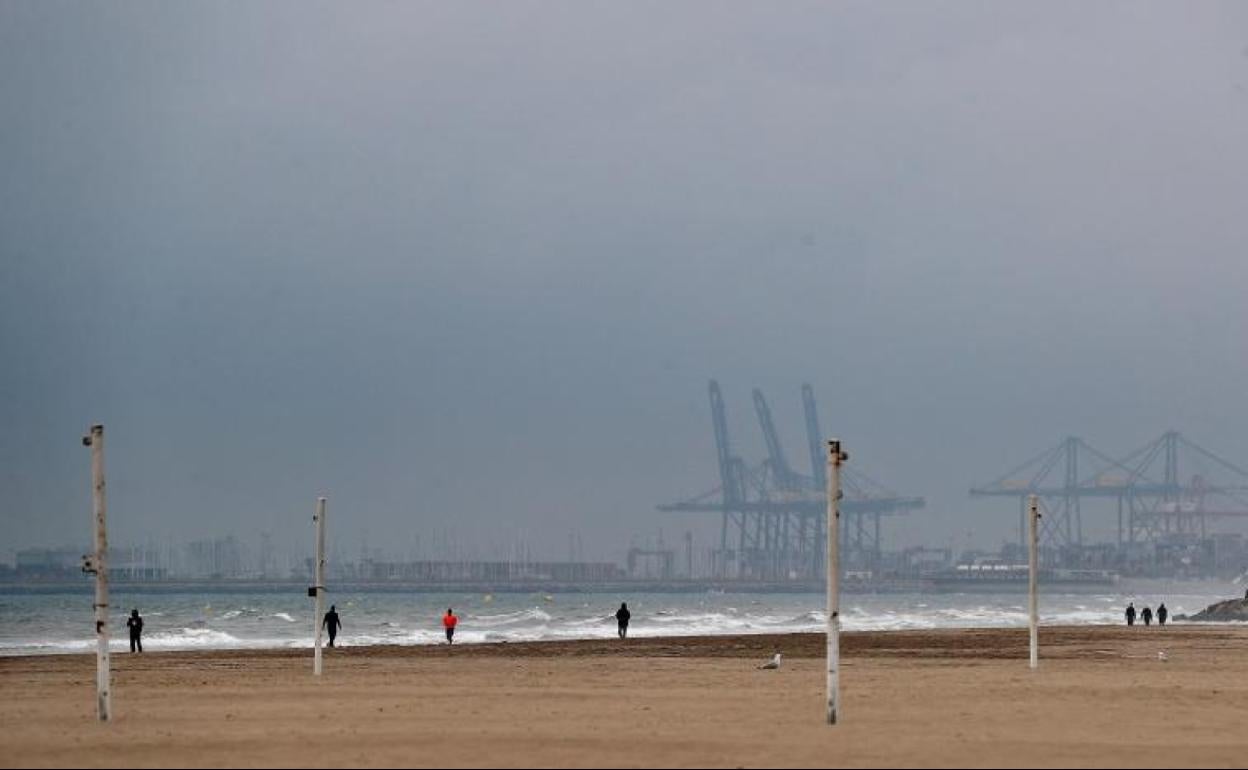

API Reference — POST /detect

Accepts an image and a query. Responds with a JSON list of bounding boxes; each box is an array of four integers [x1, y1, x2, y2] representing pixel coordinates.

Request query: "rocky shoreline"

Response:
[[1179, 594, 1248, 622]]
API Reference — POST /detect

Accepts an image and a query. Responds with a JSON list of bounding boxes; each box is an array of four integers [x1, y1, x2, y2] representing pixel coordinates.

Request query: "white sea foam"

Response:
[[145, 628, 249, 648], [0, 629, 292, 656], [471, 608, 553, 627], [1, 584, 1236, 655]]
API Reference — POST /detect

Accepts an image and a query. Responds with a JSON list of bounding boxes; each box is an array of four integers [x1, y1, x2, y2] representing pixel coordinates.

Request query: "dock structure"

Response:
[[971, 431, 1248, 551], [658, 380, 924, 581]]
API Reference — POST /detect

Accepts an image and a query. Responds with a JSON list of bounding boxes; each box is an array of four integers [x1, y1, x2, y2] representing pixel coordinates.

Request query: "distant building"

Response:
[[182, 537, 247, 579], [340, 559, 625, 584], [110, 546, 167, 581], [15, 547, 83, 579]]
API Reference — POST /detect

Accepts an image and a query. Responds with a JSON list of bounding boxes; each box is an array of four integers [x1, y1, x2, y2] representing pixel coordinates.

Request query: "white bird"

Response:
[[1158, 650, 1168, 662], [759, 652, 782, 670]]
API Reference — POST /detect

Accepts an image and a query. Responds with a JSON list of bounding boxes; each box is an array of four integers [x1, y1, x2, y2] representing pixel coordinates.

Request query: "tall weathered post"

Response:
[[1028, 494, 1040, 670], [826, 439, 848, 725], [311, 496, 327, 676], [82, 424, 111, 721]]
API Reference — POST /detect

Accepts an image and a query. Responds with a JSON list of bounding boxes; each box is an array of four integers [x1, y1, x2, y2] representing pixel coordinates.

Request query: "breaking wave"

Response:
[[0, 583, 1233, 655]]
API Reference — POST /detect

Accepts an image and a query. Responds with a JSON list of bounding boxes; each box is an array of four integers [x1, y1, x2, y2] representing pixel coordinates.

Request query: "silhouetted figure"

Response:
[[1142, 606, 1153, 626], [1125, 602, 1136, 626], [443, 608, 458, 644], [323, 605, 342, 648], [1158, 603, 1168, 626], [616, 602, 631, 639], [126, 609, 143, 653]]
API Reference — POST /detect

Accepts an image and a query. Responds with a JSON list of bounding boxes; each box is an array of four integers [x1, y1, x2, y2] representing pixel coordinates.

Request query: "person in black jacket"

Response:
[[126, 609, 144, 653], [615, 602, 631, 639], [323, 605, 342, 647]]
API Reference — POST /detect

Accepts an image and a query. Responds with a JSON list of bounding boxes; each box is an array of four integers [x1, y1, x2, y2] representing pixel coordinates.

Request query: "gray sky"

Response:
[[3, 1, 1248, 562]]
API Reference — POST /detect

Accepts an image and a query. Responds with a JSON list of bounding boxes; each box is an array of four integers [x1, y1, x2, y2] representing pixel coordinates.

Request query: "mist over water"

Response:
[[5, 3, 1248, 566], [2, 581, 1237, 656]]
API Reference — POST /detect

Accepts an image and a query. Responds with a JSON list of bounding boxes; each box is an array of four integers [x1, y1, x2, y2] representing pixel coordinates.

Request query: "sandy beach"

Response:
[[2, 626, 1247, 768]]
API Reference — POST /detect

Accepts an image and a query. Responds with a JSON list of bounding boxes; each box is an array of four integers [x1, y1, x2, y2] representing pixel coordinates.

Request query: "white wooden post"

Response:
[[312, 496, 327, 676], [82, 424, 111, 721], [1028, 494, 1039, 670], [826, 439, 847, 725]]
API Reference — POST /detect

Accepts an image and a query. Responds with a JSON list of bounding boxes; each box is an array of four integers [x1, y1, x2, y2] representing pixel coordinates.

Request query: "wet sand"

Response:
[[2, 626, 1247, 768]]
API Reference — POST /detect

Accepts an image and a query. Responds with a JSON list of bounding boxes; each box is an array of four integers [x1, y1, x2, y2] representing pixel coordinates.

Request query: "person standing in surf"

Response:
[[126, 609, 144, 653], [615, 602, 631, 639], [323, 604, 342, 648], [443, 608, 458, 644]]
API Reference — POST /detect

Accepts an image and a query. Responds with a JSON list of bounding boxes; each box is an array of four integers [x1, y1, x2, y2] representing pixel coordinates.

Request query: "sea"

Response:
[[1, 579, 1240, 656]]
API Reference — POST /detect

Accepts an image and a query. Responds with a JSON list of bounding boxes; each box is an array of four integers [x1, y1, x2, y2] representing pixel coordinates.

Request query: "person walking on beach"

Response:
[[323, 604, 342, 648], [1158, 603, 1168, 627], [443, 608, 458, 644], [126, 609, 144, 653], [615, 602, 631, 639], [1142, 606, 1153, 626], [1125, 602, 1136, 626]]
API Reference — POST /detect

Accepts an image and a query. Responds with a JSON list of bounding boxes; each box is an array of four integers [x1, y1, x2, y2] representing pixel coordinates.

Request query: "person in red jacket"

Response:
[[442, 608, 458, 644]]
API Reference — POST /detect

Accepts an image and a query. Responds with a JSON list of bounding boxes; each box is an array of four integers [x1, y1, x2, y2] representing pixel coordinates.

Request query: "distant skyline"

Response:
[[4, 1, 1248, 563]]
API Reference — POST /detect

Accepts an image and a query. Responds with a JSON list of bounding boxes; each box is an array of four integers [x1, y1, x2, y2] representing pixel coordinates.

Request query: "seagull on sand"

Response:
[[759, 652, 782, 670]]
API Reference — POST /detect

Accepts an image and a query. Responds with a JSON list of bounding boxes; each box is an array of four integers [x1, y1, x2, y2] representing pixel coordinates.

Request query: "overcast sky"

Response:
[[3, 1, 1247, 562]]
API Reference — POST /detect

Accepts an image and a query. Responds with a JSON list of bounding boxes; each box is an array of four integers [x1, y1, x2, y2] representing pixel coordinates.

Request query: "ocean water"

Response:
[[0, 580, 1239, 656]]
